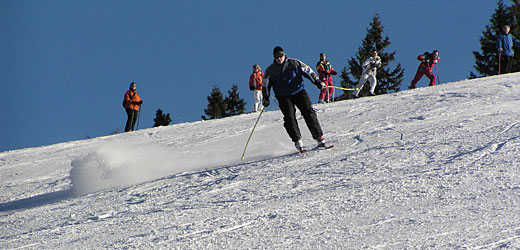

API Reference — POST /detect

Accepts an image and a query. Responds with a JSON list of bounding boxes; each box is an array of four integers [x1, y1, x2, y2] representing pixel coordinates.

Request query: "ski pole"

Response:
[[498, 51, 502, 74], [241, 108, 264, 160], [333, 75, 336, 102], [435, 64, 440, 84], [136, 104, 142, 130], [325, 74, 330, 102], [327, 86, 358, 91]]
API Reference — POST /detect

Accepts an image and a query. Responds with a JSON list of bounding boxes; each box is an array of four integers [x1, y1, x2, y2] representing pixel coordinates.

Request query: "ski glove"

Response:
[[331, 71, 337, 75], [263, 98, 270, 107], [319, 82, 327, 90]]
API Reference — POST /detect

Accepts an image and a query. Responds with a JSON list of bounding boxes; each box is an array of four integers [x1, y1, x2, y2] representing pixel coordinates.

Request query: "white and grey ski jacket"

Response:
[[361, 56, 381, 76]]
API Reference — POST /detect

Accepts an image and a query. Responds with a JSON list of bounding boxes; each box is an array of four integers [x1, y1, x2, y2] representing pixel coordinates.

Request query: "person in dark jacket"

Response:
[[123, 82, 143, 132], [262, 46, 330, 152], [497, 25, 520, 74]]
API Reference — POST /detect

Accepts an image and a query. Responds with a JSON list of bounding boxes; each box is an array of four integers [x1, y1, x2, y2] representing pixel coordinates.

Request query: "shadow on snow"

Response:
[[0, 188, 75, 213]]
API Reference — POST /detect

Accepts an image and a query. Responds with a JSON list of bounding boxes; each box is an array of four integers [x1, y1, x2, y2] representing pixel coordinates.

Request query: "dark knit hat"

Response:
[[273, 46, 285, 57]]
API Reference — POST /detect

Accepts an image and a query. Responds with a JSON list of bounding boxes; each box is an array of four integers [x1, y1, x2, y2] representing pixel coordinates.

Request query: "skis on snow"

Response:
[[298, 144, 334, 154]]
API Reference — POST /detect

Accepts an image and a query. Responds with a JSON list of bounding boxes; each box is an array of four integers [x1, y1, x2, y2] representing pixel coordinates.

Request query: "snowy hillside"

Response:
[[2, 74, 520, 249]]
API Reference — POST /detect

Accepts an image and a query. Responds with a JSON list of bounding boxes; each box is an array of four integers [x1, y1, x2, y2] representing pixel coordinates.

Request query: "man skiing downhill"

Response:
[[262, 46, 331, 153], [316, 53, 337, 103], [409, 50, 440, 89]]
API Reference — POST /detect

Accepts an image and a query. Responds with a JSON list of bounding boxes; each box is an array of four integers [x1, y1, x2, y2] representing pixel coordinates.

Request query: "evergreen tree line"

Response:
[[202, 84, 246, 120], [146, 84, 246, 129]]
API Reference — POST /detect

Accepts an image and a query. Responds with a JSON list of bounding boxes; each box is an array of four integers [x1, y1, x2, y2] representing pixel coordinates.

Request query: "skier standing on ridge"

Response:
[[123, 82, 143, 132], [497, 25, 520, 74], [354, 49, 381, 97], [408, 50, 440, 89], [262, 46, 332, 153], [316, 53, 337, 103], [249, 64, 264, 112]]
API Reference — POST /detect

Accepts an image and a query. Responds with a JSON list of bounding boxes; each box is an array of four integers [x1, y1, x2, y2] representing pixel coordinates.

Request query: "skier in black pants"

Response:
[[262, 46, 330, 152]]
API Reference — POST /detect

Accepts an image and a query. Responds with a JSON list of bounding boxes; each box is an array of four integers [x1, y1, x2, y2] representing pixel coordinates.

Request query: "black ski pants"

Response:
[[501, 55, 513, 74], [125, 108, 139, 132], [276, 90, 323, 142]]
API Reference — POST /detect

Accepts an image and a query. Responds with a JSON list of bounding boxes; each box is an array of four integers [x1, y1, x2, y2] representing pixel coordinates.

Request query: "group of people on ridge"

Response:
[[245, 46, 442, 151], [249, 48, 442, 110], [124, 23, 519, 153]]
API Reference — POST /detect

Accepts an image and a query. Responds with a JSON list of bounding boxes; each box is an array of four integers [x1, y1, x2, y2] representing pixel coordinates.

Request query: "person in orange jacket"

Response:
[[316, 53, 337, 103], [249, 64, 264, 112], [123, 82, 143, 132], [409, 50, 440, 89]]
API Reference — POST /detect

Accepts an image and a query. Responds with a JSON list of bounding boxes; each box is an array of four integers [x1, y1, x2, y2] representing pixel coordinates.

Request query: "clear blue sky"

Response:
[[1, 0, 497, 152]]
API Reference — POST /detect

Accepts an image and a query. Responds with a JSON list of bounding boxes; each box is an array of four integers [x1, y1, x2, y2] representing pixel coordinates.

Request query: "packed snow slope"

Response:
[[2, 74, 520, 249]]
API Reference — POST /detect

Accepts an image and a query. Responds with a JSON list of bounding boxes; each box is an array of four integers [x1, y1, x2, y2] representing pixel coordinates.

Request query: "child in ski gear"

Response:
[[249, 64, 264, 112], [123, 82, 142, 132], [497, 25, 520, 74], [262, 46, 328, 152], [409, 50, 440, 89], [316, 53, 337, 103], [354, 50, 381, 97]]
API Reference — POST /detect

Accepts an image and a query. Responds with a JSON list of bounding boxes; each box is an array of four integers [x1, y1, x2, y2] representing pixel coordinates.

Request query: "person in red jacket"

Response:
[[409, 50, 440, 89], [316, 53, 337, 103], [249, 64, 264, 112], [123, 82, 143, 132]]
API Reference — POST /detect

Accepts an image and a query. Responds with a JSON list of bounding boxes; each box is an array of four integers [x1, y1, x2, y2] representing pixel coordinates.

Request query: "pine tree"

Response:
[[339, 13, 403, 99], [224, 84, 247, 117], [471, 0, 513, 77], [511, 0, 520, 31], [153, 109, 172, 127], [202, 85, 226, 120]]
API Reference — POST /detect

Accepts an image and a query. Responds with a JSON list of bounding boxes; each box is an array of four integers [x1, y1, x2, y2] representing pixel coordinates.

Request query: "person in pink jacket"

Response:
[[249, 64, 264, 112], [409, 50, 440, 89]]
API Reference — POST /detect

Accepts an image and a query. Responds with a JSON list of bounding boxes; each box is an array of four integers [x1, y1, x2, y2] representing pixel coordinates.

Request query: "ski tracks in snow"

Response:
[[446, 120, 520, 164]]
